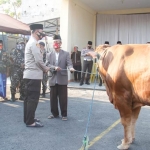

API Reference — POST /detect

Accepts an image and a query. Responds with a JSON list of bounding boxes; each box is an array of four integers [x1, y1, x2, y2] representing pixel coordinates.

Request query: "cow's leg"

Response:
[[117, 105, 132, 150], [131, 106, 141, 142]]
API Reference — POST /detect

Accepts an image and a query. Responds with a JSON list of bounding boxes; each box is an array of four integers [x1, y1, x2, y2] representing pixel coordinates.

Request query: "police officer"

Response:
[[0, 40, 10, 100], [39, 41, 48, 97], [9, 40, 25, 102], [80, 41, 94, 86], [23, 24, 50, 127]]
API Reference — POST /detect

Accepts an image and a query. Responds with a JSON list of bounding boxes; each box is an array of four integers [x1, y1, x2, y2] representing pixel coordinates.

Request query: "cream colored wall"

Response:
[[60, 0, 96, 80]]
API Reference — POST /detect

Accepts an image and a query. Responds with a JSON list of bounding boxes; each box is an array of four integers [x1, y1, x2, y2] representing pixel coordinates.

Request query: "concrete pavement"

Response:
[[1, 81, 150, 150]]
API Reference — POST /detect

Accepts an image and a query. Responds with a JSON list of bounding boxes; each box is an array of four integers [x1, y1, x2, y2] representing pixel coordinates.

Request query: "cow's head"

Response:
[[95, 44, 111, 54], [87, 44, 111, 59]]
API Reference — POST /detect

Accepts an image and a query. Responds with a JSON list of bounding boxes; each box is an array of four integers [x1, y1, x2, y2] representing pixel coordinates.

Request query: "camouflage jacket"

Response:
[[0, 50, 10, 74], [10, 49, 24, 71]]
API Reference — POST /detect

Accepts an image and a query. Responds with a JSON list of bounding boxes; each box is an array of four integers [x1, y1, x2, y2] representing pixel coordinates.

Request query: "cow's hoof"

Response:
[[117, 143, 129, 150]]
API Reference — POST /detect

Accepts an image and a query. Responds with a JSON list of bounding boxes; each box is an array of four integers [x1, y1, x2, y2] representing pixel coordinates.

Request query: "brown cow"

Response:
[[89, 44, 150, 149]]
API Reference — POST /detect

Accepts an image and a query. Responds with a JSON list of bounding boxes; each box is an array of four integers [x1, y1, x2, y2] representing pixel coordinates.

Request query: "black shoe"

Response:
[[34, 118, 40, 122], [99, 83, 102, 86], [10, 94, 16, 102], [26, 122, 43, 127], [80, 82, 83, 86], [19, 96, 25, 101], [85, 82, 90, 85]]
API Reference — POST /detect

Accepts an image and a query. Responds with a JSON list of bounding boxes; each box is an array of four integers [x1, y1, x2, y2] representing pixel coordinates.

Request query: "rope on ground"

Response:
[[79, 70, 99, 150]]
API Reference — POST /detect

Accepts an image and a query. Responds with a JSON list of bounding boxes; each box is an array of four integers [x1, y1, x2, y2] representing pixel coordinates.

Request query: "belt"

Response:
[[84, 58, 92, 61]]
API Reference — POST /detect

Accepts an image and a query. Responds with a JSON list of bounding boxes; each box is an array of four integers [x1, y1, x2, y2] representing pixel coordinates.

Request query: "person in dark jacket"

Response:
[[71, 45, 81, 82]]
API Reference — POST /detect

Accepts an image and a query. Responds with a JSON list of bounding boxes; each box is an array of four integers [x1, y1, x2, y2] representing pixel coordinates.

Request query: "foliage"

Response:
[[0, 0, 21, 19]]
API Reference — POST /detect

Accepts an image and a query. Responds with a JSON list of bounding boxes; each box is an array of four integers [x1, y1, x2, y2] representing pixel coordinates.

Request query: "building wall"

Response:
[[60, 0, 96, 52], [21, 0, 61, 23], [60, 0, 96, 80]]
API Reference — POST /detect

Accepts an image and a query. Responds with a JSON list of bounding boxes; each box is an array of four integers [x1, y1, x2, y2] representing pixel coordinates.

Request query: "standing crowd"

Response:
[[0, 23, 125, 127]]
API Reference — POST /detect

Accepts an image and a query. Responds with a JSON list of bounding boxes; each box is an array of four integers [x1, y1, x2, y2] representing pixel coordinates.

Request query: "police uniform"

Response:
[[23, 24, 49, 126], [80, 41, 94, 85], [9, 41, 25, 101]]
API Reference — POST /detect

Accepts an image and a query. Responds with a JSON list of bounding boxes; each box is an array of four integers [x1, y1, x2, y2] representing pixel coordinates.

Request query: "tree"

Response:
[[0, 0, 21, 19]]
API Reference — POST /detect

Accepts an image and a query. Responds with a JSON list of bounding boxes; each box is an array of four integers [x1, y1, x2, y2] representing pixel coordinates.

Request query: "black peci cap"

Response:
[[88, 41, 92, 45], [53, 34, 61, 40], [117, 41, 122, 44], [104, 41, 109, 44], [0, 40, 3, 44], [29, 24, 43, 30], [39, 42, 45, 47]]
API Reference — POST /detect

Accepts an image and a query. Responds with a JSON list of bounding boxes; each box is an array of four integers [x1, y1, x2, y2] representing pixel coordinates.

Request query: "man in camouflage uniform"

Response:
[[10, 40, 25, 101], [0, 40, 10, 100], [39, 41, 48, 97]]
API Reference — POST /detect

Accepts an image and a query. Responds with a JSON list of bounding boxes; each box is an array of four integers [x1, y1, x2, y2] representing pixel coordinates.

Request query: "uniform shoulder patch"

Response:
[[36, 43, 40, 48]]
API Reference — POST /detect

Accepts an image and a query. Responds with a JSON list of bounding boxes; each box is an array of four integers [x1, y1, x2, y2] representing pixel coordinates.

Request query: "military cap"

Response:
[[104, 41, 109, 45], [53, 34, 61, 40], [88, 41, 92, 45], [39, 42, 45, 47], [30, 24, 43, 30]]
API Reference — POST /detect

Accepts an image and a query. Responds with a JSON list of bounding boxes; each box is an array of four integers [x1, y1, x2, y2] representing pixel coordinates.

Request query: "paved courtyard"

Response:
[[1, 82, 150, 150]]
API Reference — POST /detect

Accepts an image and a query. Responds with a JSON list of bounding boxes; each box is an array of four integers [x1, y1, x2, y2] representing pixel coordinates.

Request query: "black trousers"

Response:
[[24, 79, 41, 125], [73, 65, 81, 81], [50, 84, 67, 117], [81, 60, 93, 83], [99, 75, 102, 85]]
